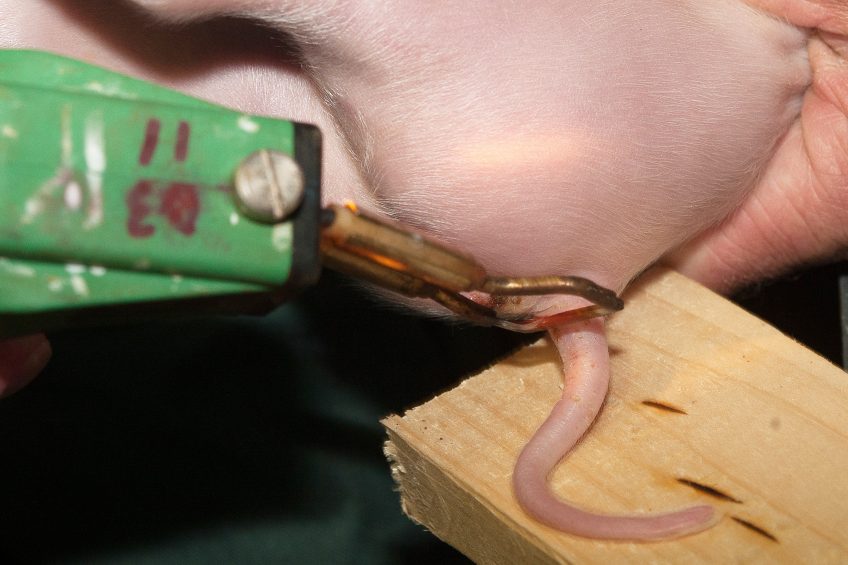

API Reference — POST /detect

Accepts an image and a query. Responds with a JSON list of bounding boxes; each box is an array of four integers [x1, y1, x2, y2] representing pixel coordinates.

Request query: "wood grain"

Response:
[[383, 268, 848, 564]]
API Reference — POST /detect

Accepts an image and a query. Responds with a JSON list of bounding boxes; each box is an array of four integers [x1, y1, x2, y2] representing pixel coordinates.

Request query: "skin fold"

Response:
[[0, 0, 846, 541]]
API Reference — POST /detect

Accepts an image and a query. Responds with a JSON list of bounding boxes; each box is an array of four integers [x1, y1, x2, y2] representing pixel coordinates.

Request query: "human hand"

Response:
[[669, 0, 848, 293], [0, 335, 51, 398]]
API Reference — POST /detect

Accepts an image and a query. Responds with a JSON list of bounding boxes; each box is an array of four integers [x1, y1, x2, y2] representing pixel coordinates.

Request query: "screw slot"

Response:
[[233, 149, 305, 223]]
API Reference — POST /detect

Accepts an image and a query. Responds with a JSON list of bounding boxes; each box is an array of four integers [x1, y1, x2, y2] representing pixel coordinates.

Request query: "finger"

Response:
[[667, 30, 848, 294], [0, 334, 52, 399], [744, 0, 848, 35]]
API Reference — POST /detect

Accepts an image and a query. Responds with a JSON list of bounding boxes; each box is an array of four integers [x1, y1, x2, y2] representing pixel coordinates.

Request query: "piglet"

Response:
[[1, 0, 837, 541]]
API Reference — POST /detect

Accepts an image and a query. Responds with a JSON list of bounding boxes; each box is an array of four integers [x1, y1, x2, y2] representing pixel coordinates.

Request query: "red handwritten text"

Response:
[[128, 118, 199, 238]]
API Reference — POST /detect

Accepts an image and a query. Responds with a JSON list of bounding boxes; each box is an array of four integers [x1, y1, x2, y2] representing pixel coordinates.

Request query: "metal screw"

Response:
[[233, 149, 305, 223]]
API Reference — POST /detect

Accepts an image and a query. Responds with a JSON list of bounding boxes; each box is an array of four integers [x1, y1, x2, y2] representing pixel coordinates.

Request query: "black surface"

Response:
[[733, 261, 847, 368], [287, 123, 324, 295], [0, 273, 528, 564], [840, 274, 848, 371]]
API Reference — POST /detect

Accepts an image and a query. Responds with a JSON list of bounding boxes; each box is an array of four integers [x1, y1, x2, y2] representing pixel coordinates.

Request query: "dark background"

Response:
[[0, 263, 844, 564]]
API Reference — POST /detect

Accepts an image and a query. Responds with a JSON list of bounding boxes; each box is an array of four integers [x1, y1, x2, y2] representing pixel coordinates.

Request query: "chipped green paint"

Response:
[[0, 50, 316, 335]]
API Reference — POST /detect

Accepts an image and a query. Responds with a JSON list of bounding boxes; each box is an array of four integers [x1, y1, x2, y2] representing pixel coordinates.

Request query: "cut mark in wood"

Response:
[[642, 400, 687, 414], [676, 478, 742, 503], [731, 516, 778, 543]]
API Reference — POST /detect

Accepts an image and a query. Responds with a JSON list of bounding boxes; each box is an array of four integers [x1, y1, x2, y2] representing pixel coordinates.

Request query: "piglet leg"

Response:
[[512, 318, 714, 540]]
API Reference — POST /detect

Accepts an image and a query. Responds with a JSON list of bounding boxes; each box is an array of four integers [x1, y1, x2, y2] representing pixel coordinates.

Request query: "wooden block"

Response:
[[383, 268, 848, 564]]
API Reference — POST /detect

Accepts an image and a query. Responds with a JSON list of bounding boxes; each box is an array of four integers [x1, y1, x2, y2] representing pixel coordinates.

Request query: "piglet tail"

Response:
[[512, 319, 715, 540]]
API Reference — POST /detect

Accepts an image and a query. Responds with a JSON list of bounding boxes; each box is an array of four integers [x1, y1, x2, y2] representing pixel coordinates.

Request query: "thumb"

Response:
[[0, 335, 52, 399]]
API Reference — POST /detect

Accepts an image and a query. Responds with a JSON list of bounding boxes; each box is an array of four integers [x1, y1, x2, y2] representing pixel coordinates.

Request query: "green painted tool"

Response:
[[0, 49, 321, 336]]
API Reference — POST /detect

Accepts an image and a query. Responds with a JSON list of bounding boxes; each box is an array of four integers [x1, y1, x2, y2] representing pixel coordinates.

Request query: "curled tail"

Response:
[[512, 318, 715, 540]]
